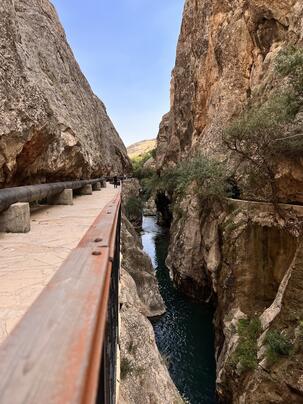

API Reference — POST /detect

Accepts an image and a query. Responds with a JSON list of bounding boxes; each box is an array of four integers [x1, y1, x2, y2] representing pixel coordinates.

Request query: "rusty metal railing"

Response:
[[0, 192, 121, 404]]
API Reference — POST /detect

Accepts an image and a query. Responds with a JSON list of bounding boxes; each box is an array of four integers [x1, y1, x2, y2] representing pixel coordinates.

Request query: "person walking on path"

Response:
[[113, 175, 118, 188]]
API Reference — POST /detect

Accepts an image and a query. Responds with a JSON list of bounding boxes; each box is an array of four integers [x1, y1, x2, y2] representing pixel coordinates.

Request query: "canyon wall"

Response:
[[0, 0, 130, 187], [156, 0, 303, 402], [156, 0, 303, 202], [120, 181, 182, 403]]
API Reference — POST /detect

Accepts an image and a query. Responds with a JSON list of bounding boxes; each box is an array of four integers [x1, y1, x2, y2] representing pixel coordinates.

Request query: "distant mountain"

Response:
[[127, 139, 156, 159]]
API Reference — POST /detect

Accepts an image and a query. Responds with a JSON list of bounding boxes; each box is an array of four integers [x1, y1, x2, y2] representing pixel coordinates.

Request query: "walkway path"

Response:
[[0, 184, 120, 344]]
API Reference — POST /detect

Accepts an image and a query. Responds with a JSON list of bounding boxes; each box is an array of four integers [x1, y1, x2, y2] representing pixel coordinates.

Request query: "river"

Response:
[[141, 216, 217, 404]]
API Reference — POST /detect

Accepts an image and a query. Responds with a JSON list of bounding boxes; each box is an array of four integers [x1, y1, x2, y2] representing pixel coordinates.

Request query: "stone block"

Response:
[[101, 180, 107, 188], [92, 182, 101, 191], [47, 189, 73, 205], [79, 184, 93, 195], [0, 203, 30, 233]]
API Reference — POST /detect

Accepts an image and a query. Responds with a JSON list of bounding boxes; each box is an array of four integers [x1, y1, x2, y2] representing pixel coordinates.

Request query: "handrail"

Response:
[[0, 178, 105, 213], [0, 192, 121, 404]]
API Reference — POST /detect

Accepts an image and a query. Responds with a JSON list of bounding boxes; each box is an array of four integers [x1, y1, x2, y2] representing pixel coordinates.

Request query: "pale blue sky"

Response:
[[51, 0, 184, 146]]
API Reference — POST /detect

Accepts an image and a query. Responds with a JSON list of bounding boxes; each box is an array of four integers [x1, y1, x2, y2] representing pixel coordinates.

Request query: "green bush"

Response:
[[223, 46, 303, 201], [233, 339, 258, 371], [231, 317, 262, 372], [141, 154, 230, 202], [141, 168, 177, 199], [276, 46, 303, 97], [238, 317, 262, 340], [125, 196, 143, 222], [265, 329, 292, 364], [174, 154, 230, 199]]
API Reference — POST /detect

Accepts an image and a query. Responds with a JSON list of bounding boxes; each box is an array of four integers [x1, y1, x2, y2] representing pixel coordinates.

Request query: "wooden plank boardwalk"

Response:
[[0, 184, 120, 344]]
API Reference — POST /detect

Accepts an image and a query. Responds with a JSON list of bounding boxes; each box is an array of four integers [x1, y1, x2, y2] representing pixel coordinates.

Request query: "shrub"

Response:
[[275, 46, 303, 98], [125, 196, 143, 222], [223, 46, 303, 202], [238, 317, 262, 339], [233, 339, 258, 371], [174, 154, 230, 200], [141, 168, 177, 199], [265, 329, 292, 364], [231, 317, 262, 373], [141, 154, 230, 202]]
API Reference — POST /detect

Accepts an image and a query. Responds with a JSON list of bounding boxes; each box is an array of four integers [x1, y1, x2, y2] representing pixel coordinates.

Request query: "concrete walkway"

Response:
[[0, 184, 120, 344]]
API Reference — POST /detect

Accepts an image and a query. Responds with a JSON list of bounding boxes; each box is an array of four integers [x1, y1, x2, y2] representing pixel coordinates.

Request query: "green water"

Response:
[[141, 216, 217, 404]]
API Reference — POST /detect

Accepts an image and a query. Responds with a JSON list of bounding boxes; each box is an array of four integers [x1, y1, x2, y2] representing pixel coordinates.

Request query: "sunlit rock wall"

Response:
[[0, 0, 130, 186]]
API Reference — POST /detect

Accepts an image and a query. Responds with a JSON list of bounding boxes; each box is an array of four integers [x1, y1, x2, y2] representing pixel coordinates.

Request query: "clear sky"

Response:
[[51, 0, 184, 146]]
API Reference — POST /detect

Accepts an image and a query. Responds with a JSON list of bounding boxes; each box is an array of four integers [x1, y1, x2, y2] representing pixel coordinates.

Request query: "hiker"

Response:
[[113, 175, 118, 188]]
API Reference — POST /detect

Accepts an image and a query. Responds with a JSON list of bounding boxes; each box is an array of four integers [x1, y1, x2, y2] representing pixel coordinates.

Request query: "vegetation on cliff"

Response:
[[231, 318, 262, 373], [265, 329, 293, 364], [141, 154, 231, 202], [131, 149, 156, 179], [223, 46, 303, 202], [125, 196, 143, 228]]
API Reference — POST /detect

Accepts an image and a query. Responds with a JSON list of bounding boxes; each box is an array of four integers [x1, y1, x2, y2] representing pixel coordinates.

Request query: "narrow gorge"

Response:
[[1, 0, 303, 403], [142, 0, 303, 403]]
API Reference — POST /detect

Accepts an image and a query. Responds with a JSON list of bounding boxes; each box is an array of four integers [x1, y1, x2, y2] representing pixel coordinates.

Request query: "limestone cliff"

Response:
[[155, 0, 303, 402], [168, 195, 303, 402], [215, 200, 303, 403], [156, 0, 303, 202], [0, 0, 130, 187]]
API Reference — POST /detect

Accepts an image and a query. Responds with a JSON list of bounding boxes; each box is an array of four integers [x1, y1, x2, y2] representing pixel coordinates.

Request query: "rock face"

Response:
[[214, 201, 303, 403], [156, 0, 303, 201], [121, 214, 165, 318], [166, 194, 303, 403], [0, 0, 130, 187], [122, 178, 143, 230], [155, 0, 303, 402], [119, 213, 182, 403]]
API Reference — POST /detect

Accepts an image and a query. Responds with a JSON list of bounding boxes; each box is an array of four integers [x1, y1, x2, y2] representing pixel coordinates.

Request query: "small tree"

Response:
[[265, 329, 292, 364], [141, 154, 230, 203], [223, 46, 303, 202], [174, 154, 230, 201]]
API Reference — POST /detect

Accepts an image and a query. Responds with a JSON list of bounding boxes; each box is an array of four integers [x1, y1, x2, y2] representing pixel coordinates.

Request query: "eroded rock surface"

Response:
[[215, 202, 303, 403], [156, 0, 303, 202], [0, 0, 130, 186], [121, 214, 165, 317], [155, 0, 303, 402], [166, 196, 303, 402]]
